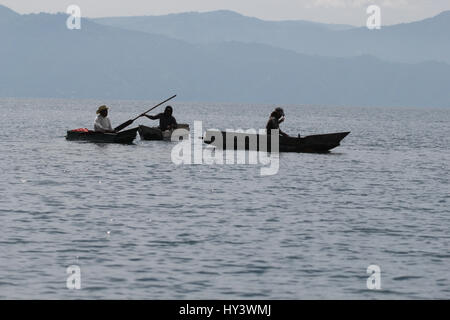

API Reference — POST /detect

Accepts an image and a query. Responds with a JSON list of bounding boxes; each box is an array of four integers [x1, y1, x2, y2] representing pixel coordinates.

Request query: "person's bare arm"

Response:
[[142, 114, 159, 120], [279, 129, 289, 137]]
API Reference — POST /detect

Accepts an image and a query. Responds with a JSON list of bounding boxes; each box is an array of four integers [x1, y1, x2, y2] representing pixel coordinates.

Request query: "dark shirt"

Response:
[[151, 113, 177, 131], [266, 116, 279, 134]]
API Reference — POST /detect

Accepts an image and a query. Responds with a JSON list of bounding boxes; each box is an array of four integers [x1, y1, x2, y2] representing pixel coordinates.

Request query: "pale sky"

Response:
[[2, 0, 450, 26]]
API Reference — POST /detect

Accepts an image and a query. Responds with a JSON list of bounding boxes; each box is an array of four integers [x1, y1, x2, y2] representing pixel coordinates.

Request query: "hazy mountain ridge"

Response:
[[94, 9, 450, 64], [0, 5, 449, 107]]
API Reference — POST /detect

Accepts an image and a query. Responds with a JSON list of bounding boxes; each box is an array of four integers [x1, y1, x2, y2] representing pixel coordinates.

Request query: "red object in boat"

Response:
[[70, 128, 89, 132]]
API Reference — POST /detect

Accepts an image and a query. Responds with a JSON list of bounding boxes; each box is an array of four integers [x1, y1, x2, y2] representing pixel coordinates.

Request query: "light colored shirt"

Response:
[[94, 115, 113, 132]]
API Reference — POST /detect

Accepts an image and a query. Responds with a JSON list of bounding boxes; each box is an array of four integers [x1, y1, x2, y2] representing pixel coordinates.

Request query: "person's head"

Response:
[[97, 105, 109, 117], [275, 107, 285, 119], [164, 105, 173, 116]]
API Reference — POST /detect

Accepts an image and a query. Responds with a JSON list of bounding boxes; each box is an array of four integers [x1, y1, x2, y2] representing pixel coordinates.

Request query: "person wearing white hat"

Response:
[[94, 105, 115, 133]]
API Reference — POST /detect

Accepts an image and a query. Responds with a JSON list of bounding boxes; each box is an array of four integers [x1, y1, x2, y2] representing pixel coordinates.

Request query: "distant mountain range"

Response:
[[95, 10, 450, 65], [1, 5, 449, 107]]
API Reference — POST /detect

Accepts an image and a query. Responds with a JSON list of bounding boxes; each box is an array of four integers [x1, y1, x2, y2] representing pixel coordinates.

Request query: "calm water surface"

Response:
[[0, 98, 449, 299]]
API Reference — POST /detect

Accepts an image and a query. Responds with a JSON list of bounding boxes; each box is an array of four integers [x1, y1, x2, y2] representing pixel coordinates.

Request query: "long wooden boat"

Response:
[[203, 130, 350, 153], [138, 124, 190, 141], [66, 127, 139, 144]]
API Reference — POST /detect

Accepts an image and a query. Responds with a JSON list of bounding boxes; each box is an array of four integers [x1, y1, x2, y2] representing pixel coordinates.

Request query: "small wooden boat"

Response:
[[138, 124, 190, 141], [66, 127, 139, 144], [204, 130, 350, 153]]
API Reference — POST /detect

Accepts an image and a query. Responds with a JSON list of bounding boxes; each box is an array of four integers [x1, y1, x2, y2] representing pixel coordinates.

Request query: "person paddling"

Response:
[[94, 105, 115, 133], [141, 105, 177, 131], [266, 107, 289, 137]]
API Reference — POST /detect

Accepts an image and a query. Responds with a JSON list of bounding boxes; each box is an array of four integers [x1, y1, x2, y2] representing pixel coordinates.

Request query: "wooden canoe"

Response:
[[203, 130, 350, 153], [66, 127, 138, 144], [138, 124, 190, 141]]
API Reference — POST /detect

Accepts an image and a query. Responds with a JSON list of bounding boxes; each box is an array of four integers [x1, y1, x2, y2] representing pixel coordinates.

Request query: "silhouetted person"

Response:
[[142, 106, 178, 131], [266, 107, 289, 137]]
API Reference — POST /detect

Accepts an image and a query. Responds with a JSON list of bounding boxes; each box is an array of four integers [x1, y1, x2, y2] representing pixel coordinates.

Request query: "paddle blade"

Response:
[[114, 119, 134, 132]]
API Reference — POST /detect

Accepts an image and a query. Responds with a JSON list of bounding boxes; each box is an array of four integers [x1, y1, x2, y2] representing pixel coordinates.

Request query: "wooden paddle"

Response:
[[114, 94, 177, 132]]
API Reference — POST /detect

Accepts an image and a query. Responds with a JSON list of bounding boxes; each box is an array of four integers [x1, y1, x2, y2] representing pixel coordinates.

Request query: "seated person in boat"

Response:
[[94, 105, 115, 133], [266, 107, 289, 137], [142, 106, 178, 131]]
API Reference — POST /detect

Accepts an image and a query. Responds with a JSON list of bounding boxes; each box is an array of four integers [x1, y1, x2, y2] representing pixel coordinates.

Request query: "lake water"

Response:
[[0, 98, 449, 299]]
